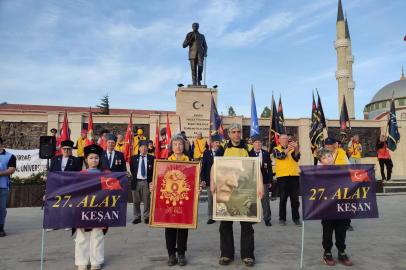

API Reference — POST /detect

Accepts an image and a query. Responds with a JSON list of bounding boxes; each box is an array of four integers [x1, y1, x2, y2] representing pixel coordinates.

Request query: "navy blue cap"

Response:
[[324, 137, 337, 144]]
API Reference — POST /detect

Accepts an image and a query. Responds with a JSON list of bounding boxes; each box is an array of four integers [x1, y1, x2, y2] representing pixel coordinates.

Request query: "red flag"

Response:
[[165, 114, 172, 158], [60, 110, 70, 141], [155, 119, 161, 158], [85, 108, 95, 146], [349, 170, 371, 182], [101, 177, 123, 190], [123, 113, 134, 164], [404, 35, 406, 41]]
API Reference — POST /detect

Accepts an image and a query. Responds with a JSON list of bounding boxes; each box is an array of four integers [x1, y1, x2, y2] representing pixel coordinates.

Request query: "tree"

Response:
[[261, 106, 271, 118], [96, 93, 110, 115], [228, 106, 236, 116]]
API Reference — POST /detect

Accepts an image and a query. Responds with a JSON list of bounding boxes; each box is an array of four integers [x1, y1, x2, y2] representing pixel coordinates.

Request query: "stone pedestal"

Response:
[[175, 85, 218, 140]]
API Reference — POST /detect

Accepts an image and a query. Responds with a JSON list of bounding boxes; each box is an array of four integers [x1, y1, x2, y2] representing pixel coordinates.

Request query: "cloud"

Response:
[[294, 34, 322, 45]]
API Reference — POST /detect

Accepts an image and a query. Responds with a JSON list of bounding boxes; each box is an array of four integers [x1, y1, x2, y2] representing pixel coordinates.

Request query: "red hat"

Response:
[[82, 129, 88, 134]]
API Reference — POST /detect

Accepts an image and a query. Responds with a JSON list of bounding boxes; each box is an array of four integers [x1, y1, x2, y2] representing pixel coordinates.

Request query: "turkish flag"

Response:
[[349, 170, 371, 182], [60, 111, 70, 141], [404, 35, 406, 41], [123, 113, 134, 164], [101, 177, 123, 190]]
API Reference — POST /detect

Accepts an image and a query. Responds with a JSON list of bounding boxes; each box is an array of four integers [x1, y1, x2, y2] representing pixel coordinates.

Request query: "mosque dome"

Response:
[[370, 79, 406, 103]]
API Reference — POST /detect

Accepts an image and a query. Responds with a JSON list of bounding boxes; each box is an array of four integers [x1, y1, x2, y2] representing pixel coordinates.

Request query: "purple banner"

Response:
[[300, 164, 378, 220], [43, 171, 128, 229]]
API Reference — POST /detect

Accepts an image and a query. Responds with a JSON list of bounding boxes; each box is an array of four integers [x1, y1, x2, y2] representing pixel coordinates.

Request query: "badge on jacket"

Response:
[[264, 163, 268, 169]]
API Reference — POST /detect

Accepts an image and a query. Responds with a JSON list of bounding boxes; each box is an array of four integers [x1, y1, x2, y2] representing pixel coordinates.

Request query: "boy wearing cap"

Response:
[[74, 130, 88, 168], [249, 134, 273, 227], [134, 129, 147, 155], [101, 134, 126, 172]]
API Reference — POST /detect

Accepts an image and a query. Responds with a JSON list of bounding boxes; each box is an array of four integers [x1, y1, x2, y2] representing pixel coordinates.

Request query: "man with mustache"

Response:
[[211, 123, 263, 267]]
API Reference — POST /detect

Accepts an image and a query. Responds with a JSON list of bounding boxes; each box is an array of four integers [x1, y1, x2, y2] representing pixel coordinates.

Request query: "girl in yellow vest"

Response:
[[114, 134, 127, 152], [347, 135, 362, 164]]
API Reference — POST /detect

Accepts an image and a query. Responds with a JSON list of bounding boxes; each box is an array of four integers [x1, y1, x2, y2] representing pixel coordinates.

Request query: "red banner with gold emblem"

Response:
[[149, 160, 200, 229]]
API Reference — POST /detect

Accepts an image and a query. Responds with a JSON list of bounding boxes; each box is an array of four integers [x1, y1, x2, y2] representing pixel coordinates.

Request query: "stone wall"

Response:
[[0, 122, 47, 150], [327, 127, 380, 157], [82, 123, 150, 142]]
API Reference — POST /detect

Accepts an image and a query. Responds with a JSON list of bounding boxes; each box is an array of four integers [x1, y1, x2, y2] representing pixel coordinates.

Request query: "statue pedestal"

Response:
[[176, 85, 218, 141]]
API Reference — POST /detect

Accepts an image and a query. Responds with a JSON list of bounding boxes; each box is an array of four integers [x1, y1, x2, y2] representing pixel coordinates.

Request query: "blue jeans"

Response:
[[0, 188, 9, 225]]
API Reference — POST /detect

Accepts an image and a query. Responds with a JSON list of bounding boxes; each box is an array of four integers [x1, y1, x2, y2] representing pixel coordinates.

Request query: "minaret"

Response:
[[345, 11, 355, 119], [334, 0, 350, 117]]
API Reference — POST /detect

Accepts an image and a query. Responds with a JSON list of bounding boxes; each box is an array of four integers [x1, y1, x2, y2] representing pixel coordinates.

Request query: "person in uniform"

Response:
[[200, 134, 220, 224], [134, 129, 147, 155], [0, 137, 16, 237], [347, 135, 362, 164], [100, 134, 126, 172], [248, 134, 273, 227], [321, 137, 350, 165], [211, 123, 264, 267], [149, 134, 201, 266], [50, 128, 62, 156], [114, 134, 126, 152], [130, 140, 155, 225], [74, 130, 87, 168], [49, 140, 83, 172], [191, 131, 208, 161], [377, 135, 393, 183], [273, 134, 302, 227], [147, 140, 155, 156], [97, 129, 109, 151], [75, 144, 107, 270]]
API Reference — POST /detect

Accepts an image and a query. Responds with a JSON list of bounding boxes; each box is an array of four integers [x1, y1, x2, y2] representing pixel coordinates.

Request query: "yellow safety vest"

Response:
[[334, 148, 347, 165], [349, 141, 361, 159], [133, 135, 147, 155], [115, 141, 127, 152], [274, 144, 299, 178], [193, 138, 207, 159], [168, 154, 190, 161], [77, 137, 86, 157]]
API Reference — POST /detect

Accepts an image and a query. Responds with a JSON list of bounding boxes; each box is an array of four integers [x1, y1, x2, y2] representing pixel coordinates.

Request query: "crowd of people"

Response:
[[0, 125, 394, 269]]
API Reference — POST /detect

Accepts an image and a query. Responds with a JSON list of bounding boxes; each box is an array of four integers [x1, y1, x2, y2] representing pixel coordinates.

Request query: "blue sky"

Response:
[[0, 0, 405, 119]]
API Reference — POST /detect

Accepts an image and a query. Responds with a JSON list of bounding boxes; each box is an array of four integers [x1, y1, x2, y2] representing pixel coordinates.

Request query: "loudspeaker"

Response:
[[39, 136, 56, 159]]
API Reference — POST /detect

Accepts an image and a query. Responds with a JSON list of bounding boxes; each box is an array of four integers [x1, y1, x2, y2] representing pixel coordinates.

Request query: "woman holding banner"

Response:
[[149, 134, 202, 266], [75, 144, 108, 270]]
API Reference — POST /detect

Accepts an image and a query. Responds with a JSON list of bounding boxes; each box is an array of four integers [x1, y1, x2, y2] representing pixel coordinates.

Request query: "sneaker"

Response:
[[219, 257, 233, 265], [178, 254, 187, 266], [242, 258, 255, 267], [279, 220, 286, 226], [207, 219, 216, 224], [265, 220, 272, 227], [132, 219, 141, 225], [167, 254, 178, 266], [382, 180, 387, 183], [293, 220, 302, 227], [347, 225, 354, 231], [386, 179, 394, 183], [46, 229, 54, 232], [0, 231, 5, 237], [65, 228, 71, 231], [322, 252, 335, 266], [90, 264, 102, 270], [144, 219, 149, 224], [338, 252, 353, 266]]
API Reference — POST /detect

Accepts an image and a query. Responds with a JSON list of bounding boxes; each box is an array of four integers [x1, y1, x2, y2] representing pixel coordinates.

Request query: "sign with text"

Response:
[[43, 171, 128, 229], [5, 148, 48, 177], [300, 164, 378, 220], [149, 160, 200, 229]]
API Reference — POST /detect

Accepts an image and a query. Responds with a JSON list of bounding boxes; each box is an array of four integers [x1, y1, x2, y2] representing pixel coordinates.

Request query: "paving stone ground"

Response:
[[1, 195, 405, 270]]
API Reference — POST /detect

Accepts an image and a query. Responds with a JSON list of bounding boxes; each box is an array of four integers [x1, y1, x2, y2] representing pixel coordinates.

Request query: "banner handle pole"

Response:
[[41, 228, 45, 270], [300, 221, 305, 268]]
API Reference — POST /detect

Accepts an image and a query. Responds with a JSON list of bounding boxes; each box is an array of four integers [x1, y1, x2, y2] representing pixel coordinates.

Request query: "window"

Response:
[[399, 98, 405, 106], [375, 103, 379, 110], [382, 101, 386, 109], [402, 113, 406, 120]]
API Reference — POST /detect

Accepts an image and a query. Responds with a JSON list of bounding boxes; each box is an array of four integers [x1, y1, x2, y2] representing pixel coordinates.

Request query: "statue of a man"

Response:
[[182, 23, 208, 85]]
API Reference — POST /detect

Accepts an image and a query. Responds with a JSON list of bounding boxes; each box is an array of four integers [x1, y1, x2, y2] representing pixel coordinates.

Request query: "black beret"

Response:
[[139, 140, 148, 147], [61, 140, 74, 148], [105, 134, 117, 142], [84, 144, 104, 158], [251, 134, 263, 143], [50, 128, 57, 133], [211, 135, 220, 142]]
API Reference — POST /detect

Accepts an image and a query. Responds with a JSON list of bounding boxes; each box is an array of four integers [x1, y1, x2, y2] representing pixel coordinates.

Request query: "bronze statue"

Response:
[[182, 23, 208, 85]]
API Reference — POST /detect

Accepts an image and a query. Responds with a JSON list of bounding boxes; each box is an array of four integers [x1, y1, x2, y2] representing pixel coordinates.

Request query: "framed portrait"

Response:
[[213, 157, 261, 222], [149, 160, 201, 229]]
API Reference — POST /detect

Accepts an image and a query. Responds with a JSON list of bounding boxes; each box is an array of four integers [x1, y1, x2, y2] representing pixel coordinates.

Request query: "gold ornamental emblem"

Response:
[[160, 170, 190, 206]]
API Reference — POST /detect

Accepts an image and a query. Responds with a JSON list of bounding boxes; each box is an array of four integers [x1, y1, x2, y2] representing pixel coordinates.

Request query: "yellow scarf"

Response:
[[168, 154, 189, 161]]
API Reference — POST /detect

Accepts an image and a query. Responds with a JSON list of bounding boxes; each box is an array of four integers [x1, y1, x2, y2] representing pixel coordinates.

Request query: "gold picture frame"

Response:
[[149, 159, 201, 229], [213, 157, 261, 222]]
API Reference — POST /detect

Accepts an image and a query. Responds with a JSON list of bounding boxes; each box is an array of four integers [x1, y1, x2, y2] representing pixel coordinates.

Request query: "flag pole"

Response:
[[41, 228, 45, 270], [280, 93, 287, 134], [300, 221, 305, 268], [268, 92, 274, 152]]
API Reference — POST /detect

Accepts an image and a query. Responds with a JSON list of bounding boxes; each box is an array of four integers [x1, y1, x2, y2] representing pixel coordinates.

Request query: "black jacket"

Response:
[[101, 150, 127, 172], [49, 155, 82, 172], [249, 149, 273, 184], [130, 154, 155, 190], [200, 149, 215, 186]]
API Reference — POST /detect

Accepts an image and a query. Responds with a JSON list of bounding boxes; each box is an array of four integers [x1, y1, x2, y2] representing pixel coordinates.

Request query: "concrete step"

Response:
[[383, 186, 406, 193], [383, 181, 406, 186]]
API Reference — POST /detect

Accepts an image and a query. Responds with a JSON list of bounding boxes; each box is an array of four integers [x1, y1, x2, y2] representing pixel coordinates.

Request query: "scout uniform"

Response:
[[134, 129, 147, 155]]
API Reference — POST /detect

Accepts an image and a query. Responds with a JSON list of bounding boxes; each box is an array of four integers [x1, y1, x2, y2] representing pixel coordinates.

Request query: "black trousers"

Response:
[[379, 158, 393, 180], [79, 157, 85, 168], [269, 182, 279, 198], [165, 228, 189, 255], [190, 54, 203, 83], [219, 221, 255, 260], [277, 176, 300, 221], [322, 219, 348, 252], [314, 157, 318, 165]]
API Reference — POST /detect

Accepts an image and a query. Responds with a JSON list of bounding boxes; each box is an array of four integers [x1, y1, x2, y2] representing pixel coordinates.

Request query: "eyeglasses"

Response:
[[62, 148, 71, 151]]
